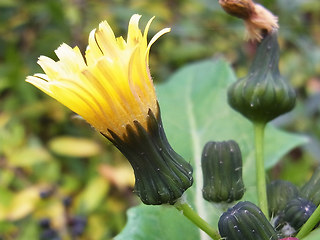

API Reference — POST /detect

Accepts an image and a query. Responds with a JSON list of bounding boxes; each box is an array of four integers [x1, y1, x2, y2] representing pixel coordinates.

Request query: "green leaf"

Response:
[[116, 205, 199, 240], [115, 59, 307, 240], [303, 228, 320, 240]]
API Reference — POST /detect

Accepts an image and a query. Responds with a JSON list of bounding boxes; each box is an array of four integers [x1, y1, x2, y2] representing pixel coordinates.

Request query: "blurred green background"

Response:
[[0, 0, 320, 239]]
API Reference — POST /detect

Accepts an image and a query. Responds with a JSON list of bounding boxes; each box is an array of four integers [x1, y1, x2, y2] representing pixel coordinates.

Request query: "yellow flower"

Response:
[[26, 14, 170, 140], [27, 14, 193, 205]]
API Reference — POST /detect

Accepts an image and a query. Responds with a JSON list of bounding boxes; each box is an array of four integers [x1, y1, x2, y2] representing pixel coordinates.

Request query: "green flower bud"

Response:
[[104, 105, 193, 205], [218, 201, 280, 240], [228, 32, 296, 124], [283, 197, 316, 232], [202, 140, 245, 203], [267, 180, 299, 217], [301, 166, 320, 206]]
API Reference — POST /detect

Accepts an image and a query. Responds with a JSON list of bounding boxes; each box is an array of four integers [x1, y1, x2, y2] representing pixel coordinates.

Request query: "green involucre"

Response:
[[267, 180, 299, 218], [218, 201, 279, 240], [227, 32, 296, 124], [104, 104, 193, 205], [283, 197, 316, 233], [202, 140, 245, 203]]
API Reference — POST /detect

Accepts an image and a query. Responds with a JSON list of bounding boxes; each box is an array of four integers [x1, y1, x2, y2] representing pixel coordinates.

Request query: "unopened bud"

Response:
[[283, 197, 316, 232], [202, 140, 245, 203], [218, 201, 279, 240], [228, 31, 296, 124], [267, 180, 299, 218]]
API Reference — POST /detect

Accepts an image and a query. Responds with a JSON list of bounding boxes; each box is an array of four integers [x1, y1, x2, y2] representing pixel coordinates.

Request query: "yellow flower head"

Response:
[[27, 14, 193, 205], [26, 14, 170, 140]]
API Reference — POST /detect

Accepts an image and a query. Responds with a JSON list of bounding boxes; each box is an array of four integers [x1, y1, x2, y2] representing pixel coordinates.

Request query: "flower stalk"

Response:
[[174, 199, 220, 240], [254, 122, 268, 218]]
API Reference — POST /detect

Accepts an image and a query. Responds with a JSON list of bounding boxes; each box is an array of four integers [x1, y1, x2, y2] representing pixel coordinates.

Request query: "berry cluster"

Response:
[[38, 218, 60, 240], [38, 193, 87, 239]]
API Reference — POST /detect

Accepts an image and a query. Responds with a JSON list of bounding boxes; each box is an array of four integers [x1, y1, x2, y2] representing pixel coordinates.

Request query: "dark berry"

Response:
[[69, 216, 87, 236], [62, 196, 72, 207], [71, 223, 85, 236], [39, 218, 51, 229], [39, 189, 53, 199]]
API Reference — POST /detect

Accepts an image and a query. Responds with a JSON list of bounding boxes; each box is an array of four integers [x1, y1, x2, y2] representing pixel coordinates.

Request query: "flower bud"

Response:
[[267, 180, 299, 217], [201, 140, 245, 203], [283, 197, 316, 232], [301, 166, 320, 206], [218, 201, 279, 240], [228, 31, 296, 124]]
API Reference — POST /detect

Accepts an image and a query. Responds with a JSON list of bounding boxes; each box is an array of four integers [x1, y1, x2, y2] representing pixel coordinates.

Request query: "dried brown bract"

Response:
[[219, 0, 279, 41]]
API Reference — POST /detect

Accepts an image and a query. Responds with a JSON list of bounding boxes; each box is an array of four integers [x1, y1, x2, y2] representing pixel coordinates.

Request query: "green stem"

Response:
[[253, 122, 269, 218], [174, 199, 220, 240], [296, 203, 320, 239]]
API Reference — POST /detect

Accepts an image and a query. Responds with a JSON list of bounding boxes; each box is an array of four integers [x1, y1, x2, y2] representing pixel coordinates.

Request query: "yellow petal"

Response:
[[94, 21, 119, 58], [146, 27, 171, 63], [26, 75, 53, 96], [26, 15, 168, 139], [54, 44, 86, 71], [85, 29, 104, 66], [127, 14, 143, 48]]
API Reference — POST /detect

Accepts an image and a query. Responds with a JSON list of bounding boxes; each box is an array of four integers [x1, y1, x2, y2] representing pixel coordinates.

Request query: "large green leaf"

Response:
[[115, 59, 307, 240], [115, 205, 199, 240]]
